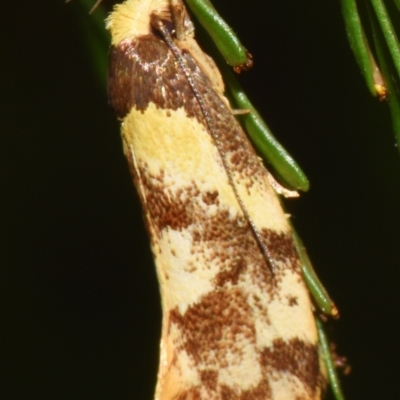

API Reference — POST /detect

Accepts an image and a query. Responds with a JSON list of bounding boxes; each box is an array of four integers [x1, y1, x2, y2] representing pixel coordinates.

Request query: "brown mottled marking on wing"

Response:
[[219, 379, 272, 399], [288, 296, 299, 306], [214, 258, 246, 287], [170, 288, 273, 399], [202, 191, 219, 206], [175, 388, 202, 400], [261, 229, 299, 270], [169, 289, 255, 365], [132, 161, 326, 398], [136, 164, 301, 293], [261, 338, 322, 396], [199, 369, 218, 391], [139, 166, 193, 232]]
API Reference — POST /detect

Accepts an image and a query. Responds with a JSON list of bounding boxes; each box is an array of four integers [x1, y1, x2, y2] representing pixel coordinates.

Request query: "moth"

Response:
[[106, 0, 328, 398]]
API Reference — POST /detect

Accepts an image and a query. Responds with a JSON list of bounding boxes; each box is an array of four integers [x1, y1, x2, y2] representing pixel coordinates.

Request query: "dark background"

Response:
[[1, 1, 398, 399]]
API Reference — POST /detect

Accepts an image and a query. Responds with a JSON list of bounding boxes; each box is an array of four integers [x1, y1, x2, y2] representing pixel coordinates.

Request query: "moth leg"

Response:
[[222, 64, 310, 192], [170, 0, 192, 41], [169, 0, 225, 95], [265, 168, 300, 198], [232, 108, 251, 115]]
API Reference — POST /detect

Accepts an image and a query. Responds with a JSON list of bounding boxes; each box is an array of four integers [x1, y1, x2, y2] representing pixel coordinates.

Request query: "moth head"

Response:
[[106, 0, 172, 45]]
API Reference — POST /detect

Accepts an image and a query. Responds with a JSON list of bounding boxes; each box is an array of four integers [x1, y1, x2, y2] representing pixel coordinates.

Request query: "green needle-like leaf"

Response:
[[341, 0, 385, 97], [370, 0, 400, 78], [292, 228, 338, 317], [185, 0, 252, 70], [221, 65, 310, 192], [316, 319, 346, 400], [368, 2, 400, 148]]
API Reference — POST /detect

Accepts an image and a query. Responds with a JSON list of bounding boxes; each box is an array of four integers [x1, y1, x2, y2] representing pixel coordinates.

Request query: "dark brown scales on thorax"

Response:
[[108, 35, 206, 121]]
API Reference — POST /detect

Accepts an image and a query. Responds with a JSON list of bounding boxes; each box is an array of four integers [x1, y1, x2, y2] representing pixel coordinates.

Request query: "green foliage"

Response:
[[341, 0, 400, 149]]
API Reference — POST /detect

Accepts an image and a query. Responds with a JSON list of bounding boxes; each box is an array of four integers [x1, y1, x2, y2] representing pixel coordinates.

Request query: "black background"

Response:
[[1, 1, 398, 399]]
